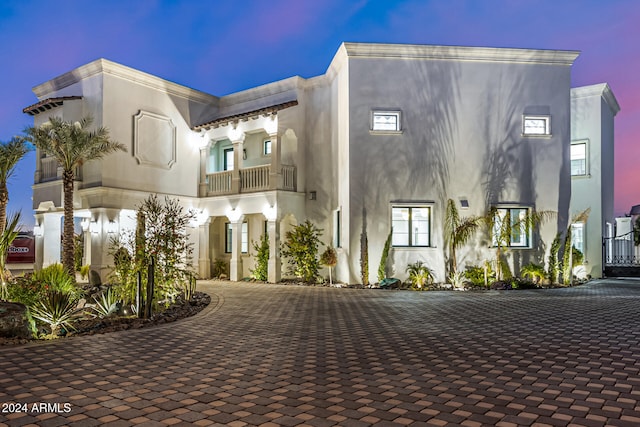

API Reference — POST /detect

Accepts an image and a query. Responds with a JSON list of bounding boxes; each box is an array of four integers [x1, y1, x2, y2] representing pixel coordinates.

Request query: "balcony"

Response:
[[35, 157, 82, 183], [205, 164, 296, 196]]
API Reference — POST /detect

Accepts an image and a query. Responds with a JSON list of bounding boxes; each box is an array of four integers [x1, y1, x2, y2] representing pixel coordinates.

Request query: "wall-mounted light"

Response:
[[107, 220, 118, 234], [243, 148, 247, 160], [228, 125, 243, 142], [308, 191, 317, 201], [226, 207, 243, 222], [90, 220, 99, 234], [263, 205, 277, 221], [81, 219, 90, 232], [264, 115, 278, 135], [33, 224, 43, 237]]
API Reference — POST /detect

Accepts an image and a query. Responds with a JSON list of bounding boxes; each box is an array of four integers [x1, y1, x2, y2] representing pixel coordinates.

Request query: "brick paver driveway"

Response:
[[2, 279, 640, 426]]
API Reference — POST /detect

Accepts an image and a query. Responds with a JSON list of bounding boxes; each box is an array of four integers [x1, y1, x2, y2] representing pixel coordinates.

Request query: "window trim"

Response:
[[391, 204, 432, 248], [522, 115, 551, 137], [333, 208, 342, 248], [491, 206, 533, 249], [263, 139, 272, 156], [571, 140, 588, 177], [371, 110, 403, 134]]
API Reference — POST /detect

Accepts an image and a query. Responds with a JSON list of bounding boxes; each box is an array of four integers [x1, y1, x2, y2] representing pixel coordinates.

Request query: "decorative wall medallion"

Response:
[[133, 110, 177, 169]]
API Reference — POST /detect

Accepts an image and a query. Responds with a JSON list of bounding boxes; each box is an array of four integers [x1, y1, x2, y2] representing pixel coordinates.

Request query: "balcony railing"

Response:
[[206, 164, 296, 196], [36, 157, 82, 183]]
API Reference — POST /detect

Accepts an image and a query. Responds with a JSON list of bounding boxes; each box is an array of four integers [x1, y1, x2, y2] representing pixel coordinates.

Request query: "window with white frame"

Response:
[[571, 142, 587, 176], [523, 116, 550, 136], [224, 221, 248, 253], [372, 111, 401, 132], [492, 207, 531, 248], [571, 222, 585, 253], [333, 208, 341, 248], [391, 206, 430, 247], [263, 139, 272, 156]]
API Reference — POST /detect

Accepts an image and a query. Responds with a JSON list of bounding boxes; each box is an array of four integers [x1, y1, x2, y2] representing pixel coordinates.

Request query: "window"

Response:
[[571, 223, 585, 253], [492, 207, 530, 248], [263, 139, 272, 155], [333, 208, 341, 248], [224, 221, 248, 253], [523, 116, 550, 136], [372, 111, 401, 132], [225, 223, 232, 253], [392, 206, 430, 247], [571, 142, 587, 176], [224, 148, 234, 171]]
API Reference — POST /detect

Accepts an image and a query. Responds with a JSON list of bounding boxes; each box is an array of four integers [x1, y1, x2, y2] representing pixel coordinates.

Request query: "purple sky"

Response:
[[1, 0, 638, 228]]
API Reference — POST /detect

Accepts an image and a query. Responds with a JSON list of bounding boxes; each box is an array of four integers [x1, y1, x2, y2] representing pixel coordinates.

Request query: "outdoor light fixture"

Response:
[[89, 220, 99, 234], [226, 207, 243, 222], [106, 220, 118, 234], [243, 149, 247, 160], [33, 224, 43, 237], [263, 205, 277, 221], [228, 125, 243, 142], [81, 219, 90, 232], [264, 116, 278, 135]]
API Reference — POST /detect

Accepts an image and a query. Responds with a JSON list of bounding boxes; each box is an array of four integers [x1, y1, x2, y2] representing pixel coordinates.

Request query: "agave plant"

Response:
[[448, 271, 467, 290], [89, 287, 121, 318], [520, 263, 546, 284], [30, 290, 81, 336], [406, 261, 434, 290]]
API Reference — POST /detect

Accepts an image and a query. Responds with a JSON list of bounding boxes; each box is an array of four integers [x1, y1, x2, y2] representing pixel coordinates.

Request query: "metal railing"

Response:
[[603, 231, 640, 266]]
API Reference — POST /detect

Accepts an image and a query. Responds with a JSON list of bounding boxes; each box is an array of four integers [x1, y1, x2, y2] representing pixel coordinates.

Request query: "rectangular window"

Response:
[[571, 142, 587, 176], [391, 206, 430, 247], [372, 111, 401, 132], [224, 148, 234, 171], [571, 223, 585, 253], [492, 207, 530, 248], [241, 222, 248, 254], [263, 139, 272, 155], [225, 221, 248, 253], [333, 209, 341, 248], [225, 223, 232, 253], [523, 116, 550, 136]]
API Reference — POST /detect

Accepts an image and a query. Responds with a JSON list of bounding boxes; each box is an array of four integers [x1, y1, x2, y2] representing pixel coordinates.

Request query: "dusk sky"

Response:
[[1, 0, 638, 228]]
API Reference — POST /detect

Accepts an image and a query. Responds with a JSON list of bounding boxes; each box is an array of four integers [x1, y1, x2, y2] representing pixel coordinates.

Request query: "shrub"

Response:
[[30, 290, 81, 336], [448, 271, 467, 290], [405, 261, 434, 290], [212, 258, 228, 278], [320, 246, 338, 285], [31, 263, 82, 300], [281, 220, 323, 283], [89, 287, 120, 318], [250, 234, 269, 281], [465, 263, 495, 288], [377, 229, 393, 283], [520, 263, 545, 284]]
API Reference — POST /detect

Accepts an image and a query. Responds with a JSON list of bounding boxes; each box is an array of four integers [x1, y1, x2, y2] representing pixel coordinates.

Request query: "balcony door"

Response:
[[224, 148, 234, 171]]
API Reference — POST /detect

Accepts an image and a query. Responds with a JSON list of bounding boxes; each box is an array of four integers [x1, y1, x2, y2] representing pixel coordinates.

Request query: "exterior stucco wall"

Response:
[[345, 56, 573, 284]]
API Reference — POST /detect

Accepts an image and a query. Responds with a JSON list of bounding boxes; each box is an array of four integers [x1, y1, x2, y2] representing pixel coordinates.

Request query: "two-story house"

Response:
[[25, 42, 616, 284]]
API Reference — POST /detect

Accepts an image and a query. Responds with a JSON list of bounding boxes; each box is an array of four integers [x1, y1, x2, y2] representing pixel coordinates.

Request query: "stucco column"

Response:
[[199, 146, 208, 197], [228, 215, 244, 281], [268, 131, 281, 190], [267, 218, 281, 283], [198, 218, 211, 279], [41, 211, 63, 267], [231, 133, 245, 193]]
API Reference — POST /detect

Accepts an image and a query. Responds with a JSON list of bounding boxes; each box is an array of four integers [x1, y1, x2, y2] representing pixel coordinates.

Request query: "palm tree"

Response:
[[443, 199, 482, 277], [24, 116, 126, 277], [0, 212, 21, 299], [0, 137, 31, 235]]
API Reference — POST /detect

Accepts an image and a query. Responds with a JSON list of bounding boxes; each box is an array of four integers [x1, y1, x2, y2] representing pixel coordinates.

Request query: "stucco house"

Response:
[[24, 42, 618, 284]]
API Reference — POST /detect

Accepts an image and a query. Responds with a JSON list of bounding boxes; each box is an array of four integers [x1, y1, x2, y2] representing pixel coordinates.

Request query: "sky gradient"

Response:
[[1, 0, 638, 227]]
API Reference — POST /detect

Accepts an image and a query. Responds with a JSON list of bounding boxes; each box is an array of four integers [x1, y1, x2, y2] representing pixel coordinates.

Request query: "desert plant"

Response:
[[30, 290, 81, 336], [212, 258, 228, 278], [90, 287, 120, 318], [320, 246, 338, 285], [464, 262, 495, 288], [377, 229, 393, 283], [546, 233, 561, 284], [444, 199, 482, 276], [31, 263, 82, 300], [405, 261, 434, 290], [520, 262, 546, 284], [281, 220, 323, 283], [24, 116, 125, 277], [79, 265, 90, 280], [250, 233, 269, 281], [448, 271, 467, 290]]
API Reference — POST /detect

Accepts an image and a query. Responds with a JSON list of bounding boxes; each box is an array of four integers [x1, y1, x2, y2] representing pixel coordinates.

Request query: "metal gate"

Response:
[[603, 231, 640, 277]]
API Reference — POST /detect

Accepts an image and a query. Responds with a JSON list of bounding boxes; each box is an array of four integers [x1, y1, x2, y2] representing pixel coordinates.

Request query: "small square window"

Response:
[[263, 139, 272, 155], [523, 116, 550, 136], [571, 142, 587, 176], [372, 111, 401, 132]]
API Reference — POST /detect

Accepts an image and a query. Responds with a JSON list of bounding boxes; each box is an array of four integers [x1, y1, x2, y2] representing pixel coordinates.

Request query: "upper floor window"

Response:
[[523, 116, 550, 136], [571, 142, 587, 176], [492, 207, 531, 248], [263, 139, 272, 156], [372, 111, 401, 132], [392, 205, 430, 247]]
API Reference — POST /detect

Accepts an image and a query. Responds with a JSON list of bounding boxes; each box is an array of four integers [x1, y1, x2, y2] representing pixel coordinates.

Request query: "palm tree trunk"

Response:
[[0, 184, 7, 236], [62, 169, 76, 280]]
